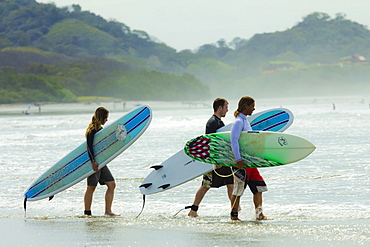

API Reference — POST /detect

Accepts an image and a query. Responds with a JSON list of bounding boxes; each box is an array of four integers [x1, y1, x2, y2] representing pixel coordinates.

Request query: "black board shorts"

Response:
[[202, 166, 234, 188], [87, 166, 114, 186]]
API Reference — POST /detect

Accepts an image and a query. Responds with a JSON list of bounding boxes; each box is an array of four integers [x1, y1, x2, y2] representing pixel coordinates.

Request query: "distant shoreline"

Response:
[[0, 101, 211, 116], [1, 95, 368, 116]]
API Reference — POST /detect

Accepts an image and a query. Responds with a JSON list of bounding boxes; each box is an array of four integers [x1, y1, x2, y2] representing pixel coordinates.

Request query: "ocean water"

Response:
[[0, 97, 369, 247]]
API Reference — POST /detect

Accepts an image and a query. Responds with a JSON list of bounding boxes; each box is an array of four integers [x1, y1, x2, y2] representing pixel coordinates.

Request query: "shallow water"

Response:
[[1, 97, 369, 246]]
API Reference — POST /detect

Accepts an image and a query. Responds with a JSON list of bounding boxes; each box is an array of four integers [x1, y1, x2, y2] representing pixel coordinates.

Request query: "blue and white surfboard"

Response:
[[217, 108, 293, 132], [249, 108, 293, 132], [25, 105, 152, 202]]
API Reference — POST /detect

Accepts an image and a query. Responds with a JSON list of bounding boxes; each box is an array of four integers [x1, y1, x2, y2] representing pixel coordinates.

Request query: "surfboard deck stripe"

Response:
[[251, 111, 286, 126], [251, 110, 291, 132], [25, 105, 152, 201], [261, 119, 289, 131]]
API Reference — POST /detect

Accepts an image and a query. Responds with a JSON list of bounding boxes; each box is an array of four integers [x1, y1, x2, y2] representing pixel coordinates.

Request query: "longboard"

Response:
[[25, 105, 152, 202], [185, 131, 315, 168], [139, 108, 293, 195]]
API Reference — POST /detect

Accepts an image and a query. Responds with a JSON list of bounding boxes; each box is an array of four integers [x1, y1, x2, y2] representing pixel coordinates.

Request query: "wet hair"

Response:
[[85, 107, 109, 137], [213, 98, 228, 112], [234, 96, 254, 117]]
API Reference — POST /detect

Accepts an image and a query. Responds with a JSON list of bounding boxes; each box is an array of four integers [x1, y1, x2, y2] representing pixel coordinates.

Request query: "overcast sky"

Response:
[[36, 0, 370, 51]]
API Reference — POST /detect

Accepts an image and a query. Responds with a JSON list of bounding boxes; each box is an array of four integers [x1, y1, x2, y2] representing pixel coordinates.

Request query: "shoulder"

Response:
[[232, 116, 243, 128], [233, 115, 243, 123], [206, 115, 224, 134], [87, 129, 99, 137], [206, 115, 217, 123]]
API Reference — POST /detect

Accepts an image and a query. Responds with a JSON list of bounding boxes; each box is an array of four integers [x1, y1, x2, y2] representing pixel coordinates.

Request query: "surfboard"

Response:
[[218, 107, 294, 132], [24, 104, 152, 202], [184, 131, 315, 168], [139, 108, 293, 195]]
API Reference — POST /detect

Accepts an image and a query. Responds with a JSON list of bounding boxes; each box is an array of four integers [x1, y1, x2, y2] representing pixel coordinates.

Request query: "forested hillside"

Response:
[[192, 12, 370, 98], [0, 0, 209, 103], [0, 0, 369, 103]]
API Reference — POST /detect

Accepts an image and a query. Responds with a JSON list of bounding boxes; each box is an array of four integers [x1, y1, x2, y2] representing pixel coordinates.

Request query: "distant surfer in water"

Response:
[[188, 98, 236, 217], [84, 107, 120, 216], [230, 96, 268, 221]]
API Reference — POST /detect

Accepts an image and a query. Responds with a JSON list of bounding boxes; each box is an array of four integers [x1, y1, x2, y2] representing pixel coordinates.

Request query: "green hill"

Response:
[[41, 19, 118, 57], [0, 1, 369, 103], [0, 0, 209, 103], [226, 13, 370, 65], [0, 47, 71, 70], [192, 12, 370, 97]]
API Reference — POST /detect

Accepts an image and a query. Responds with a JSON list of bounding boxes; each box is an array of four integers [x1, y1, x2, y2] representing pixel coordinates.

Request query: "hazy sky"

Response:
[[36, 0, 370, 51]]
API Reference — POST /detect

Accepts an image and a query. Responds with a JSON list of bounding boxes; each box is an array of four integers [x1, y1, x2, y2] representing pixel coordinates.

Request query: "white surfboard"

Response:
[[139, 108, 293, 195], [25, 105, 152, 203]]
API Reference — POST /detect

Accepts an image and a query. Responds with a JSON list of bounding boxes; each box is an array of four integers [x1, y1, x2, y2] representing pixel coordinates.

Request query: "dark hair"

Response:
[[213, 98, 227, 112], [234, 96, 254, 117]]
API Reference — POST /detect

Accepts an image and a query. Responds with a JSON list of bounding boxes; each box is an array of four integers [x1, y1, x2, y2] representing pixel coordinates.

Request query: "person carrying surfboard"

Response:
[[188, 98, 235, 217], [230, 96, 268, 221], [84, 107, 120, 216]]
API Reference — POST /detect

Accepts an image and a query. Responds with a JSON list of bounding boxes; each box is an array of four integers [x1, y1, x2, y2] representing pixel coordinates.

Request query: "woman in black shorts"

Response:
[[84, 107, 120, 216]]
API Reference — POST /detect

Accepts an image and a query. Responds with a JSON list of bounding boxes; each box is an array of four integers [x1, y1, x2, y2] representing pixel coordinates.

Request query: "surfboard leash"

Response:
[[207, 153, 240, 178], [135, 195, 146, 218], [212, 164, 239, 178], [173, 205, 197, 217]]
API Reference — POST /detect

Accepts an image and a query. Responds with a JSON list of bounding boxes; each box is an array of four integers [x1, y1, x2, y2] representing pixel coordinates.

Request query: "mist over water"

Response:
[[1, 96, 369, 246]]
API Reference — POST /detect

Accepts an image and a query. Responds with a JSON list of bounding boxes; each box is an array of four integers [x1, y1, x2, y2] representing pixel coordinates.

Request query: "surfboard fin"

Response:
[[158, 184, 170, 190], [49, 195, 54, 201], [150, 165, 163, 170], [23, 196, 27, 217], [139, 183, 152, 188]]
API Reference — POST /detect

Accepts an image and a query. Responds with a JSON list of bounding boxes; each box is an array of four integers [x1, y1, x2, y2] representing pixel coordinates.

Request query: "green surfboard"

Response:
[[184, 131, 315, 168]]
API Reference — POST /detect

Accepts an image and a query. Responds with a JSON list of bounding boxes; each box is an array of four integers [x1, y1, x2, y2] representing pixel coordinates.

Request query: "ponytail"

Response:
[[234, 96, 254, 117], [85, 107, 109, 137]]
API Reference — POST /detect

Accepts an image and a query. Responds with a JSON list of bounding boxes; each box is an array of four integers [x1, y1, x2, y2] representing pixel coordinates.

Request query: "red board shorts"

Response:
[[232, 167, 268, 196]]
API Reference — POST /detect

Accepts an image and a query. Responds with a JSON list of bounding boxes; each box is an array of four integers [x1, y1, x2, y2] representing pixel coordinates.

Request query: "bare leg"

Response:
[[226, 184, 241, 211], [84, 185, 96, 214], [253, 192, 267, 220], [104, 181, 120, 216], [230, 195, 240, 220], [188, 186, 209, 217], [226, 184, 233, 201]]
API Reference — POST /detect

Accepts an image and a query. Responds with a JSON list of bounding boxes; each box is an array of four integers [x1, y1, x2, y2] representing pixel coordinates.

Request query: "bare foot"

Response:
[[255, 207, 272, 220], [256, 213, 266, 220], [105, 212, 121, 216], [188, 210, 199, 217]]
